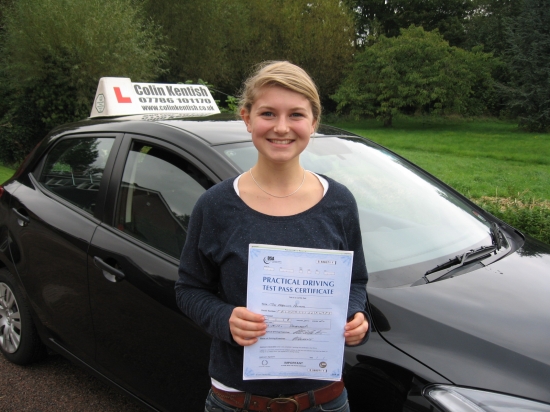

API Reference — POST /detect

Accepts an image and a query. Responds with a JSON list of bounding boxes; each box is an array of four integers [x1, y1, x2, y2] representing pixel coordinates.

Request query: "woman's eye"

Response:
[[291, 113, 304, 118], [260, 111, 274, 117]]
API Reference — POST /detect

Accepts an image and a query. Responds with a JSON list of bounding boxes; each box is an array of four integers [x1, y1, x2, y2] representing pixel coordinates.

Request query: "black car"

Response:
[[1, 113, 549, 412]]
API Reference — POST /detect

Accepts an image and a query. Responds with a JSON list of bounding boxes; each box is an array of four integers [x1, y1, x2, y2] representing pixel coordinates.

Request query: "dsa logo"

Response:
[[263, 256, 275, 264]]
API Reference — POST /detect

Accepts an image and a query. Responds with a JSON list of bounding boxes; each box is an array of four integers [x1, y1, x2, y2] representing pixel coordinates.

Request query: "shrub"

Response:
[[332, 26, 497, 126], [0, 0, 165, 163], [474, 197, 550, 245]]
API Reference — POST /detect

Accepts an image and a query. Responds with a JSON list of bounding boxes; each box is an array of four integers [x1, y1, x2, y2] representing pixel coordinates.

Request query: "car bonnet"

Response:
[[365, 236, 550, 403]]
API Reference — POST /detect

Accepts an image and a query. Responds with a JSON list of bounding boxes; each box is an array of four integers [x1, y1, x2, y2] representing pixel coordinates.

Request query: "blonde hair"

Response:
[[239, 61, 321, 130]]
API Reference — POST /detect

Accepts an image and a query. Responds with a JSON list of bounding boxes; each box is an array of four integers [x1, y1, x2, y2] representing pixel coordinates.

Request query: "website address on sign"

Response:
[[141, 105, 216, 111]]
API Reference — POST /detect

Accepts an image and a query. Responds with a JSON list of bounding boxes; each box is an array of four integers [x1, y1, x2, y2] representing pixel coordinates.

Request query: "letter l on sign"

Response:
[[114, 87, 132, 103]]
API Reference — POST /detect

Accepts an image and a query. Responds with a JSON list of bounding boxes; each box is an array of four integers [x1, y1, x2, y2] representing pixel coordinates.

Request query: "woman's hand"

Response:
[[229, 307, 267, 346], [344, 312, 369, 346]]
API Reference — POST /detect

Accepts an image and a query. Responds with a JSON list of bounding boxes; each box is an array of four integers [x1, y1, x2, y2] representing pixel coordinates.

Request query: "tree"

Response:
[[0, 0, 165, 163], [459, 0, 522, 116], [344, 0, 478, 47], [332, 26, 496, 126], [464, 0, 523, 55], [502, 0, 550, 132], [145, 0, 355, 106], [0, 0, 13, 32]]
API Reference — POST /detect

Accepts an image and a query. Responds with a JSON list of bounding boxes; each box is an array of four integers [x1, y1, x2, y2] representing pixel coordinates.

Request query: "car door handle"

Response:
[[12, 208, 30, 226], [93, 256, 125, 282]]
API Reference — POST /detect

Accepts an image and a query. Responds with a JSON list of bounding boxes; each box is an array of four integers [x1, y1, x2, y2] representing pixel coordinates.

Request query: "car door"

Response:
[[7, 134, 120, 359], [87, 134, 219, 411]]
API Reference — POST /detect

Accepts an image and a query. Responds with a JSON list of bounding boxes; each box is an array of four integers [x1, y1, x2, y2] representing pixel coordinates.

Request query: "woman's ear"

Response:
[[240, 108, 252, 133], [311, 119, 317, 134]]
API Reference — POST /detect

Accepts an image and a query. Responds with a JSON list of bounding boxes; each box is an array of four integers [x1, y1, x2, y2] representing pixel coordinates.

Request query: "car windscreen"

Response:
[[215, 137, 492, 287]]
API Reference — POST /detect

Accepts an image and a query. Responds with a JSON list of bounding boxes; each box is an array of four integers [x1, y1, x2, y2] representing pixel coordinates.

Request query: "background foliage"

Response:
[[0, 0, 549, 165], [344, 0, 478, 47], [500, 0, 550, 132], [476, 197, 550, 245], [144, 0, 355, 107], [0, 0, 165, 164], [332, 26, 496, 126]]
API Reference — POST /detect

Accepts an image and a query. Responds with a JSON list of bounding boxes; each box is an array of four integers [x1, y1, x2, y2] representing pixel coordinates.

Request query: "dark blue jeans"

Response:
[[204, 388, 350, 412]]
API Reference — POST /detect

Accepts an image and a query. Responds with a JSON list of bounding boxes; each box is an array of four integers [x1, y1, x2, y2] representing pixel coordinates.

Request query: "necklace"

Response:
[[249, 168, 306, 198]]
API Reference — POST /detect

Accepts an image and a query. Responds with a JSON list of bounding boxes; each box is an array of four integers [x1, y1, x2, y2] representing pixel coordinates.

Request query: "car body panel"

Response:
[[7, 178, 97, 358], [369, 237, 550, 403], [0, 181, 21, 272], [88, 224, 211, 411]]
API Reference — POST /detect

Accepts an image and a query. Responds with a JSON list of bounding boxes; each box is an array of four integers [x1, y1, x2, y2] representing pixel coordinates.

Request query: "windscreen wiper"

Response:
[[422, 223, 503, 283], [490, 222, 504, 250]]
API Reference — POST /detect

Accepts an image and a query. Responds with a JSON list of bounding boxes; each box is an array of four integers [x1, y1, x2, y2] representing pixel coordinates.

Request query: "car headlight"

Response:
[[423, 385, 550, 412]]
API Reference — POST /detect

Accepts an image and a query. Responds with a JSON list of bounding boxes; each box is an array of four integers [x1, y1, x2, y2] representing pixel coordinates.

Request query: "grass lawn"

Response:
[[328, 117, 550, 201], [0, 165, 14, 185]]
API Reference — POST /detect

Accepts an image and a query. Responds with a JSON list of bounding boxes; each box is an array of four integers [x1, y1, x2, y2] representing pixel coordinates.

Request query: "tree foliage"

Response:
[[332, 26, 496, 126], [502, 0, 550, 132], [463, 0, 522, 55], [145, 0, 355, 105], [0, 0, 165, 164], [0, 0, 13, 32], [344, 0, 478, 47]]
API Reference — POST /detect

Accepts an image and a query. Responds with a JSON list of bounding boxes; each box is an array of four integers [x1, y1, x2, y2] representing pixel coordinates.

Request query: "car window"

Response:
[[217, 138, 492, 286], [39, 137, 115, 214], [115, 141, 213, 258]]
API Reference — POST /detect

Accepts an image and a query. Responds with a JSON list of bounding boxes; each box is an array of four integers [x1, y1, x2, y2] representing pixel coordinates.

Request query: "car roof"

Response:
[[50, 113, 359, 146]]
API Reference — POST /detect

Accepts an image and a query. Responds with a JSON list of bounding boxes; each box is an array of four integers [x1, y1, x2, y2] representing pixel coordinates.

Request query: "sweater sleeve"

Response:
[[343, 190, 372, 347], [174, 194, 237, 345]]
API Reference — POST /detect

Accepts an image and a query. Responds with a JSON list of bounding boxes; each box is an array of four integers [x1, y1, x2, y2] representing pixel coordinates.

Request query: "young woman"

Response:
[[175, 61, 370, 412]]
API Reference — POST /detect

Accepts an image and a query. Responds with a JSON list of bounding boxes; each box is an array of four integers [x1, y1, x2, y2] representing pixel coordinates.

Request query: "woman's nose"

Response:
[[273, 117, 289, 133]]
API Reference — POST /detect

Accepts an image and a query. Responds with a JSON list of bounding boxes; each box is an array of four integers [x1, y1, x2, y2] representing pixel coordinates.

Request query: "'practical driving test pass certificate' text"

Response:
[[244, 244, 353, 381]]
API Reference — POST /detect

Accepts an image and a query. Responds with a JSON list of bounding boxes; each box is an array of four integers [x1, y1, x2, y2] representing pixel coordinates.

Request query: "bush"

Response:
[[332, 26, 497, 126], [474, 197, 550, 245], [0, 0, 165, 163]]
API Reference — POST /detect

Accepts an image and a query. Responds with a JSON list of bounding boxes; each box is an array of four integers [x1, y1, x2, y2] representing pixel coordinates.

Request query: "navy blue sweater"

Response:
[[175, 176, 369, 396]]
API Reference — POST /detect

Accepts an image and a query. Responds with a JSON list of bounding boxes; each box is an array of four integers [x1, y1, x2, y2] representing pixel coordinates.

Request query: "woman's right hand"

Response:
[[229, 307, 267, 346]]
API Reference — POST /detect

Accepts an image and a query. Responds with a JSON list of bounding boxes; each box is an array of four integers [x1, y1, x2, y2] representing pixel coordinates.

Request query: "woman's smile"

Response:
[[268, 139, 294, 145]]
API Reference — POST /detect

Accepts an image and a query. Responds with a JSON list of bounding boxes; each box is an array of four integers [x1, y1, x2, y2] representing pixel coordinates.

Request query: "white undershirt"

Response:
[[212, 171, 329, 392], [233, 170, 329, 197]]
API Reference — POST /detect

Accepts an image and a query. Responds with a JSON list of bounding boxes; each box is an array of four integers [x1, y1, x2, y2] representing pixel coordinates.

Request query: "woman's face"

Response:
[[241, 86, 317, 166]]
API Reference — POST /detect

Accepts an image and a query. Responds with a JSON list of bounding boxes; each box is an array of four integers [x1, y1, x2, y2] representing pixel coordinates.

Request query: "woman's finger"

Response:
[[344, 312, 369, 346], [229, 307, 267, 346], [234, 336, 258, 346], [230, 307, 266, 330], [233, 307, 266, 323], [344, 312, 365, 330]]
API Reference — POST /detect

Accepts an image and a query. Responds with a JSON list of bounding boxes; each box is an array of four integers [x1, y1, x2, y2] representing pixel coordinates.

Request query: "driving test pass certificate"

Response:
[[243, 244, 353, 381]]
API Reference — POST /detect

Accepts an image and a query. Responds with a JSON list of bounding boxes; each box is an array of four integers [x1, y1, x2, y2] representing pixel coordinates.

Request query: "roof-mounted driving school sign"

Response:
[[90, 77, 220, 118]]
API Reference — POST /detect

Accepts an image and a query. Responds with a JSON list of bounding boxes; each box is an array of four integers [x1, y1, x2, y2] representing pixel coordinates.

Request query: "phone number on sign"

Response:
[[138, 97, 212, 104]]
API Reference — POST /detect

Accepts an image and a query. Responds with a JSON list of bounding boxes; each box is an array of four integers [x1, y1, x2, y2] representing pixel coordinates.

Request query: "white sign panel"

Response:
[[90, 77, 220, 118]]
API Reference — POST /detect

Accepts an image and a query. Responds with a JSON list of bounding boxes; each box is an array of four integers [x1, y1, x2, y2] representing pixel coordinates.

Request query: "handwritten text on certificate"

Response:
[[243, 244, 353, 381]]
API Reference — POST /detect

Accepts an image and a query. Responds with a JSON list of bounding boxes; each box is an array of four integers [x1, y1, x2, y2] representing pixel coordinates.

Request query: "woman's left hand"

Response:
[[344, 312, 369, 346]]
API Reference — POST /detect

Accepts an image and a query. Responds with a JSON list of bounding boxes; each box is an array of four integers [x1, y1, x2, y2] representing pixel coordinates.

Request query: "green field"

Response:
[[0, 165, 14, 185], [328, 117, 550, 201]]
